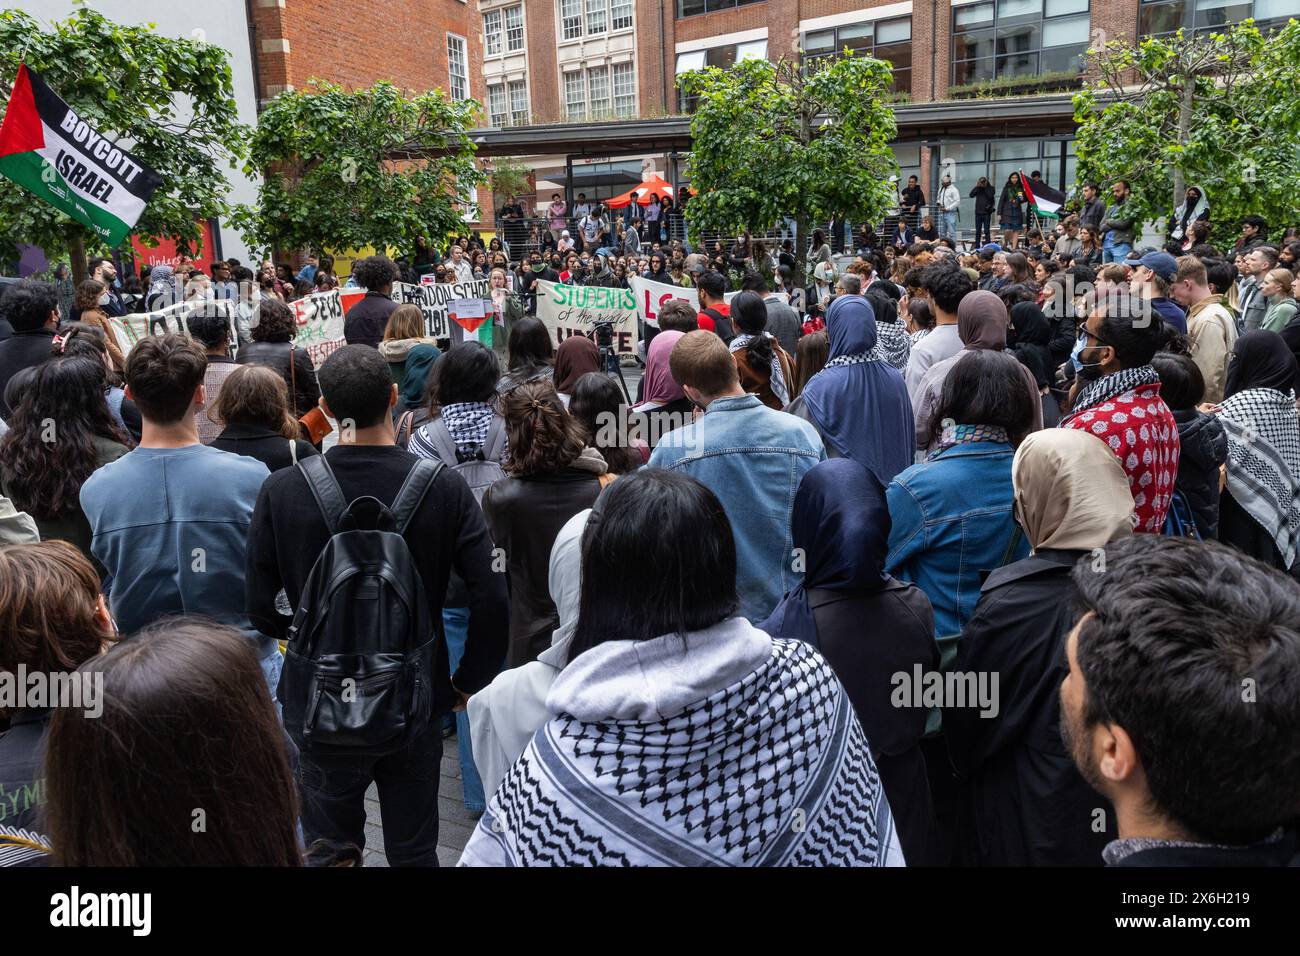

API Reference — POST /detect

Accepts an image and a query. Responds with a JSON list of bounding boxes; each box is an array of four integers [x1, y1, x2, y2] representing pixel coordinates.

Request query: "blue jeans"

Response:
[[443, 606, 485, 812], [939, 211, 958, 242], [1103, 238, 1131, 263], [259, 642, 284, 703]]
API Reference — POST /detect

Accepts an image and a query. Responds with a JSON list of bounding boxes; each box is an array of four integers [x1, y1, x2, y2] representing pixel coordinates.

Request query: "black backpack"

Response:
[[279, 455, 444, 756]]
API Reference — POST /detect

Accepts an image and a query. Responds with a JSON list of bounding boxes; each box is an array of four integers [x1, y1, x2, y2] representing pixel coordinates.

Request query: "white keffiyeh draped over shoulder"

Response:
[[458, 617, 903, 867], [1219, 387, 1300, 568]]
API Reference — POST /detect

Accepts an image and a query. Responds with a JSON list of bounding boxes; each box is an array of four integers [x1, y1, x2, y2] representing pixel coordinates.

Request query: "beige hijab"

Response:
[[1013, 429, 1135, 551]]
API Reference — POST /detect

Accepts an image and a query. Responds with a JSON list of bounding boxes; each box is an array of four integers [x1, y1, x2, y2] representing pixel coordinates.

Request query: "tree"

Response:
[[1074, 20, 1300, 245], [234, 80, 484, 259], [488, 157, 531, 207], [678, 55, 899, 287], [0, 7, 248, 281]]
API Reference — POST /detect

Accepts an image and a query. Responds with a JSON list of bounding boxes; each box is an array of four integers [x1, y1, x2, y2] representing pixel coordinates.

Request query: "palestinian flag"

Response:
[[1020, 170, 1065, 220], [447, 298, 493, 348], [0, 64, 162, 246]]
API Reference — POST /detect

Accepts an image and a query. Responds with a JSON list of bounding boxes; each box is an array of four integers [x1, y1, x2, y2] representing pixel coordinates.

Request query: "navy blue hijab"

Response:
[[759, 458, 891, 648], [800, 294, 914, 485]]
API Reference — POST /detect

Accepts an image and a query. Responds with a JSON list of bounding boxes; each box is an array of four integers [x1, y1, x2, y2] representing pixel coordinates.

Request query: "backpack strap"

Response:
[[389, 459, 444, 536], [395, 410, 415, 449], [298, 454, 348, 534], [428, 417, 461, 464], [482, 415, 507, 462]]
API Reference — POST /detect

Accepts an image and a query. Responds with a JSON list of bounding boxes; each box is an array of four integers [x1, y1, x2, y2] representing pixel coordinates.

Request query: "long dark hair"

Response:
[[928, 349, 1036, 447], [500, 379, 586, 477], [569, 372, 641, 475], [44, 619, 302, 866], [507, 317, 555, 372], [730, 291, 774, 376], [0, 356, 131, 518], [567, 469, 738, 664]]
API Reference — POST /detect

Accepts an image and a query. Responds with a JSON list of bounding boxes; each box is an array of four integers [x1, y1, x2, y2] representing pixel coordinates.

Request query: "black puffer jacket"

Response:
[[1172, 408, 1227, 539]]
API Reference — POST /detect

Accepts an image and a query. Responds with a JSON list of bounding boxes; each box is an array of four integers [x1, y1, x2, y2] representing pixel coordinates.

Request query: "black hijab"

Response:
[[1225, 330, 1299, 399]]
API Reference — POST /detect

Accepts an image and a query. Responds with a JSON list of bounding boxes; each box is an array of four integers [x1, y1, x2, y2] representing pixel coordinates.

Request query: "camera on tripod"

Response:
[[593, 320, 615, 350]]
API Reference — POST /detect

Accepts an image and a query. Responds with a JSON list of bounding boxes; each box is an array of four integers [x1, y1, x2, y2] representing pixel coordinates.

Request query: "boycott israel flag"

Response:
[[1020, 169, 1065, 220], [0, 64, 162, 245]]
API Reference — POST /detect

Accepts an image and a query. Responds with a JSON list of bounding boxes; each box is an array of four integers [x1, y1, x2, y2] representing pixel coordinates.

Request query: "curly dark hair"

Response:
[[0, 356, 132, 519], [352, 255, 399, 291], [500, 379, 587, 478], [251, 297, 297, 343]]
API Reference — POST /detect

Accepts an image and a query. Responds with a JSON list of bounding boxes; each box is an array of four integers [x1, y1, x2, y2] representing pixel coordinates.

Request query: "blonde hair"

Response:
[[383, 304, 427, 341], [1265, 268, 1295, 298]]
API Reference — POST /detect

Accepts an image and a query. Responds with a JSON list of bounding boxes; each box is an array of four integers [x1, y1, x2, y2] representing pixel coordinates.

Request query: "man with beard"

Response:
[[1060, 536, 1300, 866]]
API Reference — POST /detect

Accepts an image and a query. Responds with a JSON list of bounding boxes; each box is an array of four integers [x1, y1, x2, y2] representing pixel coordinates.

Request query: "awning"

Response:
[[605, 175, 677, 209]]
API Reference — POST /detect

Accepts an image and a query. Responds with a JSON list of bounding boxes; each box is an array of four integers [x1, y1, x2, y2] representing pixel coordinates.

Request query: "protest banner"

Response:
[[628, 275, 697, 329], [290, 287, 366, 367], [448, 297, 493, 348], [534, 280, 639, 355], [109, 298, 236, 357], [394, 278, 490, 339]]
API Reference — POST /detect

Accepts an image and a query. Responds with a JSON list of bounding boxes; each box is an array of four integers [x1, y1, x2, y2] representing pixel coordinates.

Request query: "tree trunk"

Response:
[[1173, 72, 1196, 211], [68, 232, 87, 285]]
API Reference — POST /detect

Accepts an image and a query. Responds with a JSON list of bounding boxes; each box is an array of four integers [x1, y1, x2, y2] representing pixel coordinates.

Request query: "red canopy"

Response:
[[604, 175, 676, 209]]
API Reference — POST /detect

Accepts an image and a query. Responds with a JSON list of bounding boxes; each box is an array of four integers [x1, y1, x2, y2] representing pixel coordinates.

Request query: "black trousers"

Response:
[[974, 213, 992, 246], [297, 726, 444, 866]]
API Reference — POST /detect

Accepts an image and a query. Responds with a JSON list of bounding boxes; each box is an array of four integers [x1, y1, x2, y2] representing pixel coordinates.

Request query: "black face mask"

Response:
[[1076, 345, 1108, 382]]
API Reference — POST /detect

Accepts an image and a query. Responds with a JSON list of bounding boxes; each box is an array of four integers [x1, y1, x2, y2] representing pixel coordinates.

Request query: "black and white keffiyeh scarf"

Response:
[[824, 348, 887, 370], [1072, 364, 1161, 414], [729, 332, 790, 406], [1219, 387, 1300, 568], [874, 321, 912, 371], [459, 621, 903, 867], [439, 401, 494, 454]]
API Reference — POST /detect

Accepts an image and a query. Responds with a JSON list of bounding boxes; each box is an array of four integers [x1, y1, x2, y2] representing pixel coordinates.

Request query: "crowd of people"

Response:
[[0, 186, 1299, 867]]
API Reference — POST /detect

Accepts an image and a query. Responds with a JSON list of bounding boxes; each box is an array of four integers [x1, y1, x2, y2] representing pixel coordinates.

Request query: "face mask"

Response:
[[1075, 345, 1108, 382], [97, 294, 110, 306], [531, 262, 545, 273]]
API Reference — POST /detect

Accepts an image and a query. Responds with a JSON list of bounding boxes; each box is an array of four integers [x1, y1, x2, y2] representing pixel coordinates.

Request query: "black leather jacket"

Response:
[[236, 341, 320, 419]]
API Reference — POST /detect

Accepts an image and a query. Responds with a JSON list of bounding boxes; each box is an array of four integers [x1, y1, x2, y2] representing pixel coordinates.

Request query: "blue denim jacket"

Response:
[[648, 394, 826, 623], [885, 441, 1027, 657]]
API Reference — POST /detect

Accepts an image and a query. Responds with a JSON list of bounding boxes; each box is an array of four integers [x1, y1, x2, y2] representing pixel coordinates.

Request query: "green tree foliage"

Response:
[[235, 80, 484, 258], [0, 7, 248, 280], [489, 157, 531, 204], [1074, 20, 1300, 245], [678, 55, 899, 285]]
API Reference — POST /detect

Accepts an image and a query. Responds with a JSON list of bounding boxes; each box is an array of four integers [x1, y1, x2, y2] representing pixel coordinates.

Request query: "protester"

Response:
[[498, 316, 556, 393], [44, 620, 302, 866], [185, 307, 238, 444], [1061, 288, 1179, 533], [0, 356, 131, 567], [0, 280, 59, 421], [1168, 255, 1237, 404], [650, 331, 825, 623], [786, 295, 912, 484], [483, 380, 606, 665], [1125, 249, 1186, 334], [1151, 352, 1227, 539], [1100, 180, 1136, 263], [460, 469, 904, 867], [630, 328, 694, 449], [0, 540, 112, 865], [904, 264, 971, 398], [1215, 331, 1300, 573], [1062, 535, 1300, 866], [791, 329, 829, 398], [343, 255, 400, 347], [209, 364, 320, 471], [912, 290, 1043, 452], [246, 344, 507, 865], [998, 173, 1025, 248], [947, 429, 1133, 866], [865, 290, 910, 372], [569, 372, 644, 475], [888, 349, 1035, 648], [378, 303, 440, 390], [236, 297, 321, 420], [742, 271, 800, 355], [392, 344, 441, 446], [71, 279, 126, 372], [553, 334, 601, 408], [759, 458, 940, 864], [1260, 268, 1298, 333], [728, 291, 794, 410]]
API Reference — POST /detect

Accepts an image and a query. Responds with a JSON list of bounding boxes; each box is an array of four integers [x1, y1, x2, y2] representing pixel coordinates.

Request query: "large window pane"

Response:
[[876, 41, 912, 71], [1043, 13, 1089, 45], [1040, 43, 1087, 72], [509, 81, 529, 125], [736, 39, 768, 60], [678, 0, 707, 15], [997, 49, 1039, 75], [953, 57, 996, 84], [564, 71, 586, 120], [1139, 0, 1187, 34], [611, 0, 634, 29], [998, 0, 1043, 17], [954, 28, 996, 59], [588, 66, 610, 116], [997, 22, 1041, 54], [1195, 0, 1253, 26], [505, 6, 525, 50], [1046, 0, 1089, 14], [483, 10, 501, 56], [587, 0, 607, 34], [1255, 0, 1300, 17], [956, 2, 996, 28], [877, 17, 912, 42], [804, 29, 836, 53], [675, 50, 707, 73], [562, 0, 584, 39], [613, 63, 636, 116]]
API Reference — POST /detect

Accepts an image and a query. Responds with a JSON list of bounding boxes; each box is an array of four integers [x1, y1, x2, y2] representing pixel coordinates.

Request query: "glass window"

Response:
[[588, 65, 610, 117], [488, 84, 507, 125], [1140, 0, 1298, 37], [505, 6, 525, 50], [876, 17, 912, 43], [1195, 0, 1254, 27], [447, 35, 468, 100], [1255, 0, 1300, 16], [587, 0, 607, 35], [483, 10, 502, 56], [613, 63, 636, 117], [679, 0, 706, 15], [675, 50, 706, 73], [564, 71, 586, 120], [679, 0, 763, 15], [803, 29, 836, 53], [736, 39, 768, 60], [611, 0, 634, 29], [705, 45, 738, 69], [562, 0, 584, 39], [509, 80, 529, 125], [802, 16, 914, 94], [953, 0, 1088, 86]]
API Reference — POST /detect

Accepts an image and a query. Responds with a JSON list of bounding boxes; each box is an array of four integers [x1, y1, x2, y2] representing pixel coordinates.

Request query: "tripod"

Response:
[[598, 339, 632, 403]]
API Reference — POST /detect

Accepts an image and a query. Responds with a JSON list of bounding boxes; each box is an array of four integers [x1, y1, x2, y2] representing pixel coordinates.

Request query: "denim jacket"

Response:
[[885, 441, 1027, 660], [648, 394, 826, 623]]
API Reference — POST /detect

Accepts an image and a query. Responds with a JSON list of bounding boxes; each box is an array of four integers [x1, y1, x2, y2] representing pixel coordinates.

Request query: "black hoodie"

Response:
[[1171, 408, 1228, 539]]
